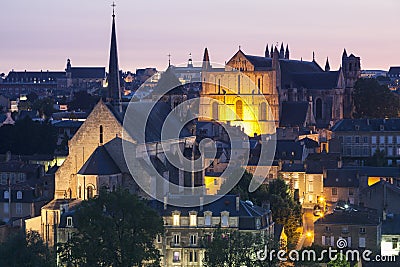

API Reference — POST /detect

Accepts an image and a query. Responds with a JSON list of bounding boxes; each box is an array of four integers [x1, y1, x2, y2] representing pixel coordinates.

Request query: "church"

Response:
[[200, 44, 360, 135]]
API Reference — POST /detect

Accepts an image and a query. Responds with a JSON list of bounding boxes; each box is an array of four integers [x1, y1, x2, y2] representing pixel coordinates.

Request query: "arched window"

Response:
[[316, 98, 323, 120], [260, 102, 267, 121], [78, 186, 82, 199], [218, 79, 221, 94], [16, 191, 22, 200], [212, 102, 219, 120], [68, 188, 72, 199], [236, 100, 243, 120], [100, 125, 104, 144], [87, 186, 94, 199]]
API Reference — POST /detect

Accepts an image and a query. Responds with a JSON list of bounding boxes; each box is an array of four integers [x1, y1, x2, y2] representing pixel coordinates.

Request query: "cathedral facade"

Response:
[[200, 44, 360, 134]]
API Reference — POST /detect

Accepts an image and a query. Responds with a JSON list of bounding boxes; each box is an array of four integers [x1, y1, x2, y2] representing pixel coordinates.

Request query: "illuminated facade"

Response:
[[200, 49, 279, 136]]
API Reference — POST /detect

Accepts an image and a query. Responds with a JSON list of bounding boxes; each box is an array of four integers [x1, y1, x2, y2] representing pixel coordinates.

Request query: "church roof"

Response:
[[244, 55, 272, 70], [78, 145, 121, 175], [291, 71, 340, 89], [70, 67, 105, 79], [279, 101, 309, 127]]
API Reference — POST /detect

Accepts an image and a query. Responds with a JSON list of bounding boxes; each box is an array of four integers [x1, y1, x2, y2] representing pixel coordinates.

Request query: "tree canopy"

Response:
[[353, 78, 400, 118], [0, 230, 55, 267], [57, 189, 164, 267]]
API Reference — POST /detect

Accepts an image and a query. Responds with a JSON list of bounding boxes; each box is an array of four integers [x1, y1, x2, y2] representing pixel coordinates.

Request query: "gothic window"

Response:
[[316, 98, 323, 120], [258, 78, 261, 93], [212, 102, 219, 120], [78, 186, 82, 199], [87, 186, 94, 199], [236, 100, 243, 120], [100, 125, 104, 144], [260, 102, 267, 121], [218, 79, 221, 94]]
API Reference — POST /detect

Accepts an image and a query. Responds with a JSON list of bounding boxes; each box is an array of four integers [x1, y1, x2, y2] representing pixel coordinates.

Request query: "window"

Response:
[[359, 237, 366, 248], [190, 234, 197, 246], [204, 212, 212, 226], [236, 100, 243, 120], [189, 251, 198, 262], [392, 238, 398, 249], [16, 203, 22, 214], [66, 216, 73, 227], [78, 186, 82, 199], [308, 182, 314, 193], [156, 234, 162, 243], [363, 136, 368, 143], [379, 136, 385, 144], [359, 227, 366, 234], [388, 136, 393, 144], [260, 102, 267, 121], [332, 188, 338, 196], [212, 102, 219, 120], [237, 75, 241, 93], [173, 251, 180, 262], [3, 203, 8, 214], [173, 234, 180, 245], [99, 125, 104, 144], [345, 136, 352, 144], [189, 212, 197, 227], [257, 78, 261, 93], [4, 191, 9, 199], [355, 136, 360, 143], [221, 213, 229, 227], [388, 147, 394, 156], [294, 180, 299, 189], [173, 213, 180, 226], [397, 136, 400, 144], [372, 136, 377, 144], [316, 98, 322, 120], [86, 186, 94, 199], [16, 191, 22, 200], [342, 227, 349, 234]]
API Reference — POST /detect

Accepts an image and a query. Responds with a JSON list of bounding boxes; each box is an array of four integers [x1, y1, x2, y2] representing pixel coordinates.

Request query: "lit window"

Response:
[[204, 212, 212, 226], [173, 251, 180, 262], [16, 191, 22, 200], [172, 213, 180, 226], [359, 237, 366, 248], [189, 212, 197, 227]]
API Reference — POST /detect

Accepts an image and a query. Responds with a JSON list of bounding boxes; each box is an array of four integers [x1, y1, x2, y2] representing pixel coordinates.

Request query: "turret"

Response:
[[265, 44, 270, 58], [279, 43, 285, 58], [285, 44, 289, 59], [325, 57, 330, 72], [202, 47, 211, 70]]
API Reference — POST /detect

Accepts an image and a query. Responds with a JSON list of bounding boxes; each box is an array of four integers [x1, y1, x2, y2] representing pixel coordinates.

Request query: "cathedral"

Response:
[[200, 44, 360, 135]]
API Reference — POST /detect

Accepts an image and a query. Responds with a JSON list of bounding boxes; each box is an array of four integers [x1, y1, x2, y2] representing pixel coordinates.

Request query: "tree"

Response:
[[68, 91, 100, 111], [366, 149, 387, 167], [32, 97, 55, 118], [57, 189, 164, 267], [224, 171, 302, 248], [353, 78, 400, 118], [327, 253, 350, 267], [203, 228, 272, 267], [0, 230, 55, 267]]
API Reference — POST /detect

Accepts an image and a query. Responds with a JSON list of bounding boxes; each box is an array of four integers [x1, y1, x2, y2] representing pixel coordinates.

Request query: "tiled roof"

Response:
[[279, 101, 309, 127], [332, 118, 400, 132], [78, 146, 121, 175], [69, 67, 105, 79], [324, 169, 359, 187], [315, 210, 380, 225], [274, 140, 303, 161]]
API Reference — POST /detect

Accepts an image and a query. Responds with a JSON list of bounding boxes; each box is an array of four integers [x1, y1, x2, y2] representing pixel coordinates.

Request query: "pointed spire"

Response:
[[342, 48, 347, 58], [265, 44, 270, 58], [279, 43, 285, 58], [312, 51, 315, 62], [202, 47, 211, 70], [285, 44, 289, 59], [325, 57, 331, 72], [107, 2, 121, 112]]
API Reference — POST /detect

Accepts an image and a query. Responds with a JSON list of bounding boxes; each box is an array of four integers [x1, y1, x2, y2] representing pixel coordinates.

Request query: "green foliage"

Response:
[[57, 189, 164, 267], [203, 228, 273, 267], [225, 170, 302, 248], [353, 78, 400, 118], [327, 253, 350, 267], [0, 230, 55, 267], [32, 97, 55, 118], [0, 117, 57, 155]]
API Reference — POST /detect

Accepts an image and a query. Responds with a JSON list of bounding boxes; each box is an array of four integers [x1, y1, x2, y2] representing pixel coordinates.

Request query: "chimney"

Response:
[[200, 196, 204, 211], [236, 196, 240, 212], [163, 195, 168, 210]]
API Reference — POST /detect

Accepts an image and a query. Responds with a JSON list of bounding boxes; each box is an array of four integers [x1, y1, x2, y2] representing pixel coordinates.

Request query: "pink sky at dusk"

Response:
[[0, 0, 399, 74]]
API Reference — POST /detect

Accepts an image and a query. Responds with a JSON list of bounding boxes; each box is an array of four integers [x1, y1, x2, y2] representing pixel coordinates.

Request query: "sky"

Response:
[[1, 0, 399, 74]]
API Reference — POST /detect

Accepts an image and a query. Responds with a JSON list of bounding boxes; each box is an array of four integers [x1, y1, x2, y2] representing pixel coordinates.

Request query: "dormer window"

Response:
[[66, 216, 73, 227], [221, 211, 229, 227], [204, 211, 212, 226], [172, 211, 180, 226], [189, 211, 197, 227]]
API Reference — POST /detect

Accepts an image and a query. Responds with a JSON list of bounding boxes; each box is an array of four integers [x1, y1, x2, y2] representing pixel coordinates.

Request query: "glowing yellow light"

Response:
[[306, 231, 312, 238], [319, 197, 325, 202]]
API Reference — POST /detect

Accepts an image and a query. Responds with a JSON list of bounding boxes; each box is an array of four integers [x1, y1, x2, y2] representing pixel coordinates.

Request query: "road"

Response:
[[296, 208, 319, 249]]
